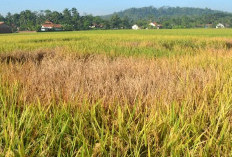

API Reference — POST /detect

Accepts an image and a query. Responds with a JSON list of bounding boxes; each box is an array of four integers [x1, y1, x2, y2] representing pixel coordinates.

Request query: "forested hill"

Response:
[[102, 6, 227, 20], [1, 6, 232, 31]]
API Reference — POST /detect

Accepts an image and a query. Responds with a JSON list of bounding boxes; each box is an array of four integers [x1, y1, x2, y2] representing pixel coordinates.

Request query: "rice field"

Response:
[[0, 29, 232, 156]]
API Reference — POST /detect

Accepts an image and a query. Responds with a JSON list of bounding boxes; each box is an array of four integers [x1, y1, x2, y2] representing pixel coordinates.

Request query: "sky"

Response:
[[1, 0, 232, 16]]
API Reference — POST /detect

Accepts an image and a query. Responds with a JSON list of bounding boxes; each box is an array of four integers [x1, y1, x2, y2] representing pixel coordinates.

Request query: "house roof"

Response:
[[42, 24, 62, 28], [151, 22, 157, 25], [216, 23, 224, 27], [42, 21, 62, 28], [0, 22, 5, 25], [150, 22, 163, 27]]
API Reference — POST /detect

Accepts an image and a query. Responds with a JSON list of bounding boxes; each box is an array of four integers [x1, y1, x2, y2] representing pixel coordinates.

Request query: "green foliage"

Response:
[[110, 14, 121, 29], [136, 19, 149, 29], [62, 24, 73, 31], [103, 6, 224, 21], [104, 6, 232, 29], [0, 14, 4, 21], [2, 7, 232, 32], [1, 8, 131, 32]]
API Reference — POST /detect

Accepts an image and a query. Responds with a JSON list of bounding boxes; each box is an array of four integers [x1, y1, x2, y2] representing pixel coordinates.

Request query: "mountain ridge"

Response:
[[102, 6, 231, 20]]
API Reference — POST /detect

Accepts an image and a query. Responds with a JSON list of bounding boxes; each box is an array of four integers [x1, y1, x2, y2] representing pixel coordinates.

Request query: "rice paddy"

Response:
[[0, 29, 232, 156]]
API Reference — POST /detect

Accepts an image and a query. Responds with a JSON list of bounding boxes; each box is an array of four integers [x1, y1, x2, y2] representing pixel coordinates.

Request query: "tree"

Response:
[[62, 24, 73, 31], [62, 8, 72, 25], [71, 8, 80, 30], [110, 14, 121, 29], [5, 13, 13, 26], [163, 21, 172, 29], [1, 7, 232, 31], [102, 20, 110, 29], [35, 10, 45, 26], [0, 14, 4, 21], [136, 19, 148, 29], [50, 11, 62, 24], [81, 15, 93, 30], [19, 10, 37, 30], [121, 16, 131, 29], [44, 10, 52, 21]]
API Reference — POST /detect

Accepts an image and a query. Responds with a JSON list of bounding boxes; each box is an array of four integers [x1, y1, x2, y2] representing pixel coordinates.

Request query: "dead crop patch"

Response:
[[0, 51, 53, 64], [225, 40, 232, 49], [0, 50, 225, 106]]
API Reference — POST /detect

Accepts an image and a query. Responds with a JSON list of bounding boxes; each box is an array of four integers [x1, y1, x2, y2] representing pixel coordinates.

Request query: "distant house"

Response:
[[0, 22, 12, 33], [216, 23, 225, 29], [149, 22, 162, 29], [149, 22, 157, 27], [89, 23, 104, 29], [89, 25, 96, 29], [156, 24, 163, 29], [132, 25, 139, 30], [41, 21, 62, 31]]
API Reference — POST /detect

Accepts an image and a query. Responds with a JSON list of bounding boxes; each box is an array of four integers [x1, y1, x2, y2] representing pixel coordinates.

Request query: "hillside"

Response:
[[102, 6, 227, 20]]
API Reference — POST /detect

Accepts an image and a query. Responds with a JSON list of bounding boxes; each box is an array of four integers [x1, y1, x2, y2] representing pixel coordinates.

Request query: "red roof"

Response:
[[152, 22, 157, 25], [0, 22, 5, 25], [42, 21, 62, 28]]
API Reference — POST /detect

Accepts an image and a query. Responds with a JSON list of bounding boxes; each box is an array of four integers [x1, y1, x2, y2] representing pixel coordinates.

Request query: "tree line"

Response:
[[103, 6, 224, 21], [1, 7, 232, 32], [0, 8, 133, 32], [104, 6, 232, 29]]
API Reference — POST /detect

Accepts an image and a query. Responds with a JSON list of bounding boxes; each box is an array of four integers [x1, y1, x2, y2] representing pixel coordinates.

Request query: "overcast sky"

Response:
[[1, 0, 232, 16]]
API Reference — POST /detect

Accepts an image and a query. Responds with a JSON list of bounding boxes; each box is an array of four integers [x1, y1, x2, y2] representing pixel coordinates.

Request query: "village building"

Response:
[[89, 23, 104, 29], [149, 22, 163, 29], [41, 21, 62, 31], [156, 24, 163, 29], [132, 24, 139, 30], [149, 22, 157, 27], [216, 23, 225, 29], [0, 22, 12, 33]]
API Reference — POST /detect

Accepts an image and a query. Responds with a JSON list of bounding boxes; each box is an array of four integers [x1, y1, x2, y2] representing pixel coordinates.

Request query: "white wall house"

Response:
[[41, 25, 53, 31], [149, 22, 157, 27], [216, 23, 225, 29], [149, 22, 162, 29], [132, 25, 139, 30], [41, 21, 62, 32]]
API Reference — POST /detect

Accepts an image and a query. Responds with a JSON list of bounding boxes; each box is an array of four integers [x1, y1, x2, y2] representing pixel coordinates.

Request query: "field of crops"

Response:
[[0, 29, 232, 156]]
